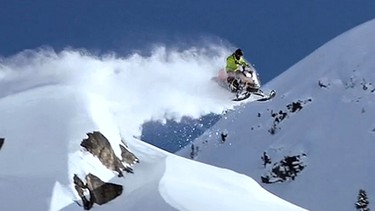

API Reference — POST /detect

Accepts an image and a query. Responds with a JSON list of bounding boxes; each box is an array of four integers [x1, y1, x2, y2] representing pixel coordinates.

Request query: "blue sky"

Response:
[[1, 0, 375, 82]]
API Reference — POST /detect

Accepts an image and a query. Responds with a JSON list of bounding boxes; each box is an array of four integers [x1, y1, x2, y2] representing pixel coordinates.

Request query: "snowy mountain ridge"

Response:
[[178, 19, 375, 211], [0, 46, 305, 209]]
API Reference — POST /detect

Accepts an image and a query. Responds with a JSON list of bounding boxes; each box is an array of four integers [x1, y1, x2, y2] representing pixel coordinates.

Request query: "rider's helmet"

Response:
[[234, 48, 243, 59]]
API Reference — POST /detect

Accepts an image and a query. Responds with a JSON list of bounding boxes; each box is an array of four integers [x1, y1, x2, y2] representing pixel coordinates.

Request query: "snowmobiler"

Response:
[[225, 49, 259, 91], [214, 49, 275, 101]]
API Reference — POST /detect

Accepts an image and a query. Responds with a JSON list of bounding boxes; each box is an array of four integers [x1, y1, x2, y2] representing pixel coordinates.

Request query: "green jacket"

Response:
[[225, 54, 249, 72]]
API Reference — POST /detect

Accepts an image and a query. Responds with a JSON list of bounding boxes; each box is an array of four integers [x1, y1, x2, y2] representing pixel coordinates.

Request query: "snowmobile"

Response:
[[213, 66, 276, 102]]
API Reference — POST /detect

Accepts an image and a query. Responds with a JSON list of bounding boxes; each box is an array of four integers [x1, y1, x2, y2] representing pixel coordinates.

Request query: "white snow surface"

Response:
[[0, 45, 305, 210], [178, 19, 375, 211]]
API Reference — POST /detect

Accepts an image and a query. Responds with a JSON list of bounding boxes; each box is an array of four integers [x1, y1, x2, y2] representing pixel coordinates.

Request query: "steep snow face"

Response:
[[178, 19, 375, 211], [0, 46, 306, 210]]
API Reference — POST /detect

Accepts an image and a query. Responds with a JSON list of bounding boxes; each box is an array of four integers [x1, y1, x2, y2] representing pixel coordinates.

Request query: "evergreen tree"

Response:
[[355, 189, 370, 211]]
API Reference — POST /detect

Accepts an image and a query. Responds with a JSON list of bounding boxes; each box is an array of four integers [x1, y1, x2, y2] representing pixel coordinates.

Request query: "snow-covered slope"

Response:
[[178, 19, 375, 211], [0, 47, 305, 210]]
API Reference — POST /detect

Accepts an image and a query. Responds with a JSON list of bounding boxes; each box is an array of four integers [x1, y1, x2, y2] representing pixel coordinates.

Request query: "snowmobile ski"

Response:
[[232, 91, 252, 101], [256, 89, 276, 101], [232, 89, 276, 102]]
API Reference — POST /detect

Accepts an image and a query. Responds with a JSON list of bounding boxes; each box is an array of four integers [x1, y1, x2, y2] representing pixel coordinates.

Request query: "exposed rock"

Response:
[[73, 174, 93, 210], [74, 174, 86, 188], [73, 174, 123, 210], [119, 144, 139, 173], [286, 99, 312, 113], [268, 110, 288, 135], [261, 154, 307, 184], [81, 132, 123, 176], [220, 132, 228, 143], [318, 80, 329, 88], [261, 152, 271, 167], [0, 138, 4, 150], [80, 131, 138, 177], [86, 173, 123, 205]]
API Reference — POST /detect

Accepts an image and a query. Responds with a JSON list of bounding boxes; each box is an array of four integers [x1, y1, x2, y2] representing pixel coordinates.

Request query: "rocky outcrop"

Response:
[[74, 131, 139, 210], [74, 174, 123, 210], [80, 131, 139, 177], [261, 154, 307, 184]]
